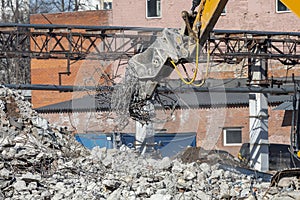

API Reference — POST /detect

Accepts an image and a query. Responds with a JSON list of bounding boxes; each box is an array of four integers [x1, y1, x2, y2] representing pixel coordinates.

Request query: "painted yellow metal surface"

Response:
[[193, 0, 228, 46], [193, 0, 299, 45], [280, 0, 300, 18]]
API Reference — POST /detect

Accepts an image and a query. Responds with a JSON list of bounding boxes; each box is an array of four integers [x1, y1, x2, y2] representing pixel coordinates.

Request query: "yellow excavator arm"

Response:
[[193, 0, 228, 46], [192, 0, 300, 45], [280, 0, 300, 18], [119, 0, 300, 123], [122, 0, 230, 122]]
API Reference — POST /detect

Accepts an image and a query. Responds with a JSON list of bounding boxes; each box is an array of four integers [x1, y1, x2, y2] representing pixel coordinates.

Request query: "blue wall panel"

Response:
[[75, 133, 113, 149], [75, 132, 196, 157], [122, 133, 196, 157]]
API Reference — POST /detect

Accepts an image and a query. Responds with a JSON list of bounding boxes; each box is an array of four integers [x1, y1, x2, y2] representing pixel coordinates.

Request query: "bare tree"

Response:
[[0, 0, 30, 84], [0, 0, 100, 85], [29, 0, 98, 13], [1, 0, 29, 23], [30, 0, 58, 14]]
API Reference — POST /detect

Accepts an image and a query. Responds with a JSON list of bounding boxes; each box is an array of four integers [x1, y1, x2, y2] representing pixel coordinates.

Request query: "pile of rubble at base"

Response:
[[1, 87, 300, 199]]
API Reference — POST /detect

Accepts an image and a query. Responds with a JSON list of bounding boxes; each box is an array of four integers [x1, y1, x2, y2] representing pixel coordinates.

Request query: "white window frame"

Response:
[[146, 0, 162, 19], [223, 128, 242, 146], [221, 7, 226, 16], [104, 2, 112, 10], [276, 0, 290, 13]]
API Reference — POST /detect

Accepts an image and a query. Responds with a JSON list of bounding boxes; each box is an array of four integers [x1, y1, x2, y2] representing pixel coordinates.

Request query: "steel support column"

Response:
[[249, 42, 269, 172], [135, 121, 155, 155], [135, 101, 155, 154]]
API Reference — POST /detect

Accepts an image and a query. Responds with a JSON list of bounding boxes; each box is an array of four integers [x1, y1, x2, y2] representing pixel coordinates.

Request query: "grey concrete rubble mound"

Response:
[[0, 86, 300, 199]]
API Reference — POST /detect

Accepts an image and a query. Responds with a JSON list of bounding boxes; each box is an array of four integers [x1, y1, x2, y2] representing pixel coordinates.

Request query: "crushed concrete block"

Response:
[[149, 193, 172, 200], [171, 160, 185, 173], [27, 182, 37, 190], [52, 193, 64, 200], [196, 191, 212, 200], [55, 182, 65, 191], [13, 180, 27, 191], [107, 188, 122, 200], [210, 169, 224, 179], [64, 188, 74, 197], [199, 163, 211, 174], [121, 190, 136, 199], [8, 118, 23, 130], [87, 182, 97, 191], [158, 157, 171, 170], [31, 117, 48, 130], [102, 157, 112, 167], [0, 168, 10, 179], [0, 137, 15, 147], [183, 169, 197, 180], [277, 177, 295, 188], [102, 179, 121, 191], [285, 191, 300, 200], [177, 178, 192, 190], [21, 172, 41, 183]]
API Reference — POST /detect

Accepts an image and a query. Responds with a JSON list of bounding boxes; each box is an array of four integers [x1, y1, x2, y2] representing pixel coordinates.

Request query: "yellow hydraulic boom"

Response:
[[122, 0, 300, 123], [280, 0, 300, 18], [191, 0, 300, 46], [193, 0, 228, 46]]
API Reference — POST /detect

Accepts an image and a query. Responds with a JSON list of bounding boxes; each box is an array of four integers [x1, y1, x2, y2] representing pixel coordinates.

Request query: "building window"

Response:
[[223, 128, 242, 146], [146, 0, 161, 18], [104, 2, 112, 10], [221, 7, 226, 15], [276, 0, 290, 13]]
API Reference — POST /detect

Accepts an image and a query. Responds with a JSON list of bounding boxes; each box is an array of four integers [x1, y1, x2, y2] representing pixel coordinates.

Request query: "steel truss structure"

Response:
[[0, 23, 162, 61], [0, 23, 299, 64], [208, 30, 300, 65]]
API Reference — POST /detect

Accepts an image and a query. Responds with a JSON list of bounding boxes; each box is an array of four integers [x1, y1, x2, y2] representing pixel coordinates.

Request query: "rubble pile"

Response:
[[0, 87, 91, 199], [0, 86, 300, 199]]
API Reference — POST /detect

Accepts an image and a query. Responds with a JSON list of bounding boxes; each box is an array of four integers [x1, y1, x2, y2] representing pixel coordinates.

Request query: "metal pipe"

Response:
[[3, 84, 99, 92], [1, 23, 300, 36], [0, 23, 164, 32], [158, 86, 296, 94], [3, 84, 296, 94], [212, 29, 300, 36]]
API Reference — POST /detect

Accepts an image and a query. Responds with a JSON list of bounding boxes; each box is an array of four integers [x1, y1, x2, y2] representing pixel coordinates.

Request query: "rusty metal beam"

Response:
[[206, 30, 300, 65], [3, 83, 296, 94], [0, 24, 299, 65]]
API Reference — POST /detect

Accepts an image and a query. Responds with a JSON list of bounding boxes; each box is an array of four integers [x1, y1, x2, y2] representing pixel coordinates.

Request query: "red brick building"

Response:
[[31, 1, 300, 157]]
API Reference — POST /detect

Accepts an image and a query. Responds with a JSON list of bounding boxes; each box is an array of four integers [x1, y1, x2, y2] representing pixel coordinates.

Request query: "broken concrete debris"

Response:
[[0, 86, 300, 199]]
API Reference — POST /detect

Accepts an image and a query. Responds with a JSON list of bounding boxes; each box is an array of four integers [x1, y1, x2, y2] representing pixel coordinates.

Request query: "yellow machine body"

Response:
[[280, 0, 300, 18]]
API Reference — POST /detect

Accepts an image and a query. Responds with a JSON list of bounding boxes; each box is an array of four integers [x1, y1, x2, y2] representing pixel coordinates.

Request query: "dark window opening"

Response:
[[277, 0, 289, 12], [147, 0, 161, 18], [221, 7, 226, 14], [223, 128, 242, 146], [104, 2, 112, 10]]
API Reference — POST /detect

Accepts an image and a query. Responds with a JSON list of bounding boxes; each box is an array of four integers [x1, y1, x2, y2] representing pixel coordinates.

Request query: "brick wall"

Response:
[[31, 59, 112, 108], [217, 0, 300, 32], [40, 104, 291, 156], [30, 10, 112, 25], [39, 111, 136, 134], [113, 0, 300, 32], [30, 10, 113, 108], [113, 0, 188, 28]]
